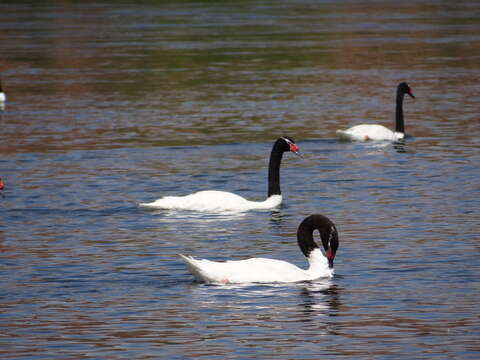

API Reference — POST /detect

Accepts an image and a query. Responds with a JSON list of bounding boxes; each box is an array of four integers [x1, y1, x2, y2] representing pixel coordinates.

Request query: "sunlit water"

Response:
[[1, 1, 479, 359]]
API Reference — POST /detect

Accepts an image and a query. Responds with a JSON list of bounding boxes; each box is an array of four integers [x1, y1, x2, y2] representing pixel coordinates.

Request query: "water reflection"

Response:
[[393, 139, 407, 153], [269, 209, 283, 222], [149, 209, 248, 222], [189, 280, 341, 316], [299, 282, 341, 319]]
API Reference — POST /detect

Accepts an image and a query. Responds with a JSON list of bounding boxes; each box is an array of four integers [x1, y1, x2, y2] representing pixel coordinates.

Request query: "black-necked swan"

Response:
[[180, 214, 339, 284], [140, 137, 301, 212], [336, 82, 415, 141], [0, 80, 5, 103]]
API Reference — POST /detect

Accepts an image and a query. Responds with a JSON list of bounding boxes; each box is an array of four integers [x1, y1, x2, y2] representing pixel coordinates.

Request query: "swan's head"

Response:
[[297, 214, 339, 268], [324, 224, 339, 268], [279, 136, 302, 157], [398, 82, 415, 99]]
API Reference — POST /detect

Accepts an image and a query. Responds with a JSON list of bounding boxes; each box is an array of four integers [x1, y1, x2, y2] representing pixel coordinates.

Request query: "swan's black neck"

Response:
[[297, 214, 338, 259], [267, 141, 285, 197], [395, 87, 406, 133]]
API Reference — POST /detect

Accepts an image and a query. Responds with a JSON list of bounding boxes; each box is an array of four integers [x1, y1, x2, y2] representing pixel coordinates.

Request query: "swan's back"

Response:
[[180, 255, 311, 284], [337, 124, 403, 141], [140, 190, 282, 212]]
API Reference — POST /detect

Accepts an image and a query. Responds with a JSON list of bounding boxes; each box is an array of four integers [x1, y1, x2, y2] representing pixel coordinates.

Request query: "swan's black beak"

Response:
[[407, 90, 415, 99]]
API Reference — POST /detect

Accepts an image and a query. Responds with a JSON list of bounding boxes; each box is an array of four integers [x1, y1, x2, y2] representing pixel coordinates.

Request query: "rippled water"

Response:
[[1, 1, 479, 359]]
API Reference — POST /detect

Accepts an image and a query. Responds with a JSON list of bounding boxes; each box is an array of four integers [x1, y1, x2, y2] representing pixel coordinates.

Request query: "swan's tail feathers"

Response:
[[139, 196, 178, 209], [179, 254, 191, 263], [179, 254, 212, 283], [336, 129, 353, 141]]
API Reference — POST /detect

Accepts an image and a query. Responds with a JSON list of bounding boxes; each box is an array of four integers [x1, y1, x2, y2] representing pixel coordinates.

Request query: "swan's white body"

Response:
[[140, 191, 282, 213], [179, 248, 333, 284], [336, 124, 404, 142]]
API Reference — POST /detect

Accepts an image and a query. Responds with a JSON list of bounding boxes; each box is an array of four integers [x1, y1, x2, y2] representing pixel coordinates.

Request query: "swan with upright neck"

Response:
[[140, 137, 301, 212], [336, 82, 415, 141], [180, 214, 339, 284]]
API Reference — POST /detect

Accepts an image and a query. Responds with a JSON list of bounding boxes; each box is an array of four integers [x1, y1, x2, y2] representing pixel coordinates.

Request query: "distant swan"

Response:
[[180, 214, 339, 284], [336, 82, 415, 141], [0, 80, 6, 104], [0, 178, 4, 198], [140, 137, 301, 212]]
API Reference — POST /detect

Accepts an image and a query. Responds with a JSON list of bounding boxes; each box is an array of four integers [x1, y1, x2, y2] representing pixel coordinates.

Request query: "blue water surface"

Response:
[[1, 1, 479, 359]]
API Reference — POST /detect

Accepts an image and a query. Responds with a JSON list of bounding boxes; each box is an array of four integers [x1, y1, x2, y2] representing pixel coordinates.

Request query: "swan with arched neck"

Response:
[[180, 214, 339, 284]]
